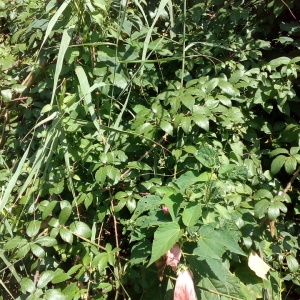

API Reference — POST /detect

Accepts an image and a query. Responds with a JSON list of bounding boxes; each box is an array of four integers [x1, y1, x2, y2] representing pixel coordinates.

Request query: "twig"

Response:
[[269, 165, 300, 237], [282, 165, 300, 196], [33, 259, 40, 286]]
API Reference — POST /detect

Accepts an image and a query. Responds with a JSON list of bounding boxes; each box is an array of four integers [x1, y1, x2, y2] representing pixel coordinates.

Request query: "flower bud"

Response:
[[166, 243, 181, 271]]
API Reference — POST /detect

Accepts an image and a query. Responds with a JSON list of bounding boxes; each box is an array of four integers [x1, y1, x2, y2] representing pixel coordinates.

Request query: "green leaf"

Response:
[[59, 228, 73, 245], [148, 222, 183, 266], [181, 116, 192, 133], [195, 146, 219, 168], [106, 165, 121, 185], [159, 120, 173, 135], [70, 221, 92, 238], [20, 278, 35, 293], [130, 240, 152, 265], [37, 270, 55, 289], [92, 252, 108, 274], [254, 199, 270, 219], [44, 289, 67, 300], [95, 167, 107, 187], [269, 57, 290, 67], [218, 79, 236, 96], [253, 189, 273, 200], [35, 236, 57, 247], [181, 95, 195, 110], [131, 195, 161, 220], [286, 255, 299, 272], [182, 203, 202, 226], [127, 161, 152, 171], [284, 156, 297, 174], [193, 115, 209, 131], [52, 272, 71, 284], [269, 148, 289, 157], [195, 225, 245, 260], [205, 78, 219, 94], [30, 244, 45, 258], [42, 201, 57, 219], [26, 220, 41, 237], [59, 206, 72, 225]]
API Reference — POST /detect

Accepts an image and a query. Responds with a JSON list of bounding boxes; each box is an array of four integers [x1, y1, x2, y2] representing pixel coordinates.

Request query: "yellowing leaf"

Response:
[[248, 251, 270, 279]]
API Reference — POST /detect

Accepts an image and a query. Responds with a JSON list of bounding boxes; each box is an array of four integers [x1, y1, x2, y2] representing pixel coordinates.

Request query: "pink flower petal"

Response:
[[166, 243, 181, 271], [174, 269, 196, 300]]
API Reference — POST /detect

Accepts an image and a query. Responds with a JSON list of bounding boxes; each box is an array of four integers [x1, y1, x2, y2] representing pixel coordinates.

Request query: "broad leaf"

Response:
[[182, 203, 202, 226], [271, 155, 287, 174], [148, 222, 183, 266], [70, 221, 92, 238]]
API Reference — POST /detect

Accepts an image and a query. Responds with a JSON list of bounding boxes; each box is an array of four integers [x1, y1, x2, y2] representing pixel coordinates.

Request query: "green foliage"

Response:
[[1, 0, 300, 299]]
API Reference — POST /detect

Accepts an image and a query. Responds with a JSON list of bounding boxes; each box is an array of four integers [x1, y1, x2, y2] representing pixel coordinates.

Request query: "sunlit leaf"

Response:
[[148, 222, 183, 266], [248, 251, 270, 279]]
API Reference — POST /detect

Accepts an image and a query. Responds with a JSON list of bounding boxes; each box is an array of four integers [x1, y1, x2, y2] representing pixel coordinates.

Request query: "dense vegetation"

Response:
[[1, 0, 300, 299]]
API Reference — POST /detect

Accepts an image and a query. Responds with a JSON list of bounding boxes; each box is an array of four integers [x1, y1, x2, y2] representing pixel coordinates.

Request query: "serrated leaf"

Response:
[[148, 222, 183, 266], [284, 156, 297, 174], [193, 115, 209, 131], [286, 255, 299, 272], [26, 220, 41, 237], [59, 228, 73, 244], [70, 221, 92, 238], [195, 146, 218, 168], [197, 262, 244, 299], [160, 120, 173, 135], [131, 195, 161, 220], [254, 199, 270, 219], [182, 203, 202, 226], [130, 240, 152, 265], [59, 206, 72, 225], [195, 225, 245, 260], [248, 251, 270, 279]]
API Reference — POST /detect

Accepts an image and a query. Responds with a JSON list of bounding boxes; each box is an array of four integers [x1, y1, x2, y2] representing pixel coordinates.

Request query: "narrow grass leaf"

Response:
[[40, 0, 71, 50], [50, 26, 74, 105]]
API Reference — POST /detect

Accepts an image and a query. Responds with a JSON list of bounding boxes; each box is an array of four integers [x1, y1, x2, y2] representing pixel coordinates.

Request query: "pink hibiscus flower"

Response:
[[174, 269, 197, 300]]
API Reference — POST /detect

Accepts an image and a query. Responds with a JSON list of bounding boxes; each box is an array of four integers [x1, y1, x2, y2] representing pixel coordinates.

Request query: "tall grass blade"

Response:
[[140, 0, 169, 74], [50, 26, 75, 106], [75, 66, 105, 136], [0, 144, 30, 212], [0, 251, 21, 283], [40, 0, 71, 50]]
